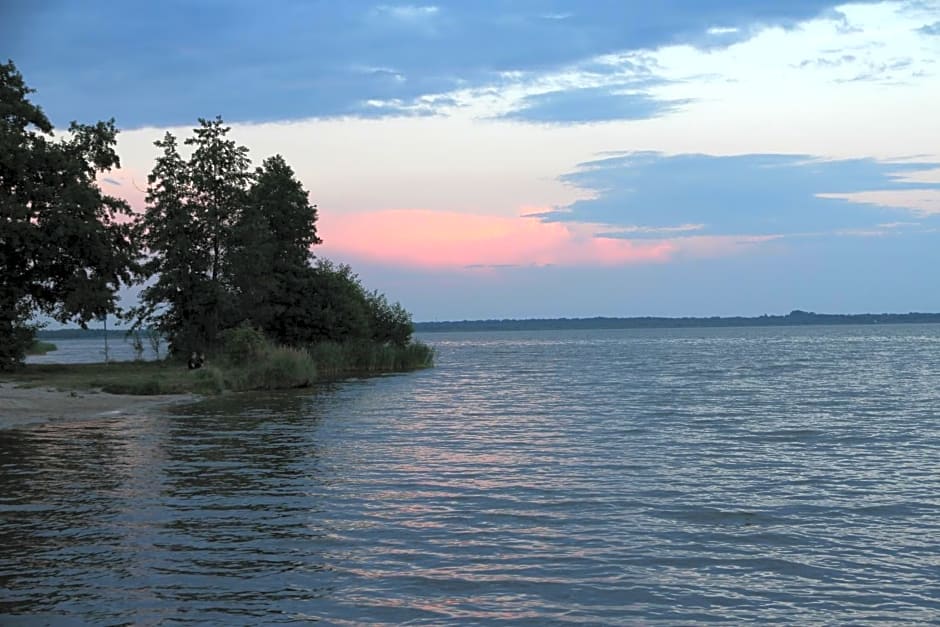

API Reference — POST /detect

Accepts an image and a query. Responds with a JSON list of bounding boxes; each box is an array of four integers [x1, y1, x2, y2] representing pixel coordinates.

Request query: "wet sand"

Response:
[[0, 383, 194, 429]]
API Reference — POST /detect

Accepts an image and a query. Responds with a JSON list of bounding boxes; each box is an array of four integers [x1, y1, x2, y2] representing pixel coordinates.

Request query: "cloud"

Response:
[[447, 1, 937, 124], [374, 4, 440, 22], [918, 21, 940, 35], [4, 0, 890, 127], [596, 223, 706, 238], [537, 152, 940, 236], [501, 85, 690, 123], [317, 208, 674, 267], [314, 208, 779, 269], [817, 189, 940, 216], [371, 4, 441, 36], [796, 53, 857, 69]]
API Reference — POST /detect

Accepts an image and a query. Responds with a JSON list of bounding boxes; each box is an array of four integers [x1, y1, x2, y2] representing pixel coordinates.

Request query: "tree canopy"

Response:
[[0, 60, 137, 369], [135, 121, 413, 354]]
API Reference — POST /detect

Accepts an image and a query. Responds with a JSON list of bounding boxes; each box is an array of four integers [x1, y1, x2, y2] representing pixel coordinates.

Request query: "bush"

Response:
[[191, 366, 226, 394], [365, 291, 413, 346], [220, 325, 268, 362], [241, 345, 317, 390]]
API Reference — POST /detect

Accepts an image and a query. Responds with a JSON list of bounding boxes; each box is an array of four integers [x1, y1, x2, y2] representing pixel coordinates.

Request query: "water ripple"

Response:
[[4, 326, 940, 623]]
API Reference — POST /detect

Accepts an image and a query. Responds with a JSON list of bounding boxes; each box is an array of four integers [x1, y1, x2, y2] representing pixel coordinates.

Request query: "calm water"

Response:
[[26, 336, 166, 364], [4, 325, 940, 624]]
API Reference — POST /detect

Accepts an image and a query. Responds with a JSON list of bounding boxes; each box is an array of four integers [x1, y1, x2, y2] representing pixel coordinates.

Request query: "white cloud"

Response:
[[353, 1, 938, 164], [605, 223, 706, 235], [819, 190, 940, 216], [374, 4, 439, 22]]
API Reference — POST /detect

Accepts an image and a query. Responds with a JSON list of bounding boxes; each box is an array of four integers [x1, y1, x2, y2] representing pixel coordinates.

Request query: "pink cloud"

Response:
[[318, 209, 774, 268], [318, 209, 672, 268]]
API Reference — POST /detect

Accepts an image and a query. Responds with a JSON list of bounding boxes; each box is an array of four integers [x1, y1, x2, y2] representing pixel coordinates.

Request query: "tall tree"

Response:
[[228, 154, 320, 343], [185, 117, 251, 343], [135, 118, 251, 354], [186, 117, 250, 284], [135, 133, 213, 355], [0, 61, 137, 369]]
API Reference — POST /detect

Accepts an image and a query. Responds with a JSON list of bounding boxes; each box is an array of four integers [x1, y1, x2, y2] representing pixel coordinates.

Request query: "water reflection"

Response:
[[0, 390, 340, 623]]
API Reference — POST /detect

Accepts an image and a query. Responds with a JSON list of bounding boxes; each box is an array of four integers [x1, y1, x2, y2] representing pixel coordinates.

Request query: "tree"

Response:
[[135, 115, 415, 356], [300, 260, 372, 344], [186, 117, 251, 284], [134, 132, 214, 355], [135, 118, 251, 355], [0, 61, 137, 369], [365, 290, 414, 346], [228, 154, 321, 343]]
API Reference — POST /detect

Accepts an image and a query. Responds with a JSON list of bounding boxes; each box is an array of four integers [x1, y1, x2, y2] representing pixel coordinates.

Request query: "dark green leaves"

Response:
[[0, 61, 138, 369]]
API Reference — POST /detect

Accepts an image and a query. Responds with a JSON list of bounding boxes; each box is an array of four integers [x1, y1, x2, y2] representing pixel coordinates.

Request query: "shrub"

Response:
[[220, 325, 268, 363], [191, 365, 226, 394], [365, 291, 413, 346], [242, 345, 318, 390]]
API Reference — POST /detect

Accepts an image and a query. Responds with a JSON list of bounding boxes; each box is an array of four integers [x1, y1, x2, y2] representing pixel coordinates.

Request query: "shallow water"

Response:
[[4, 325, 940, 624]]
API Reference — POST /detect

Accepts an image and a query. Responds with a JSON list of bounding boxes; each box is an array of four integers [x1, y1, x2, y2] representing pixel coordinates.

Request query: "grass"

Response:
[[1, 339, 434, 396], [26, 340, 57, 355], [308, 340, 434, 378], [1, 360, 224, 395], [223, 345, 318, 391]]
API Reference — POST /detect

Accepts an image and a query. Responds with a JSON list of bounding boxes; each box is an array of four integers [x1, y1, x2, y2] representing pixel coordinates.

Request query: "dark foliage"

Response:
[[365, 290, 413, 346], [133, 117, 415, 356], [0, 61, 137, 369], [227, 155, 320, 343], [134, 119, 250, 356]]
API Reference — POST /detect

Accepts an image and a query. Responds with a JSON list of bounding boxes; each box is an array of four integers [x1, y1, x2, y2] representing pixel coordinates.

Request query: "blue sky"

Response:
[[4, 0, 940, 319]]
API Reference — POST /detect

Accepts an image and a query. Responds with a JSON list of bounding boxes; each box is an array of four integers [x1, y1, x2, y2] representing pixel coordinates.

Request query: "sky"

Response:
[[3, 0, 940, 320]]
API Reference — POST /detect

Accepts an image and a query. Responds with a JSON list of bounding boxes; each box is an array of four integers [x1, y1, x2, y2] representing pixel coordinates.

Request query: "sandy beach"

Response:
[[0, 382, 194, 429]]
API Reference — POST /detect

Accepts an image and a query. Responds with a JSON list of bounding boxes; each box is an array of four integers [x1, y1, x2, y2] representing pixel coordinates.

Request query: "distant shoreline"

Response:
[[35, 310, 940, 338], [413, 310, 940, 333]]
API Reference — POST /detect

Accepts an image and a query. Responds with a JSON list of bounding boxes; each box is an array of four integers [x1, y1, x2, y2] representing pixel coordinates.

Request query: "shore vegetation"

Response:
[[4, 333, 432, 396]]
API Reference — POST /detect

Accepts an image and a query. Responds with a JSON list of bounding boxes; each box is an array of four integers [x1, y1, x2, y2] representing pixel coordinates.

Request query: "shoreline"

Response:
[[0, 382, 195, 430]]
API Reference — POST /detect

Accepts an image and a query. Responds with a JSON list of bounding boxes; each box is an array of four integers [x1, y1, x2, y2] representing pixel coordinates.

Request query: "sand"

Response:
[[0, 382, 194, 429]]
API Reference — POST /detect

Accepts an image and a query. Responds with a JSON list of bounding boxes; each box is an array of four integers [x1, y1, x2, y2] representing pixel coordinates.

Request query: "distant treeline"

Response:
[[414, 310, 940, 332]]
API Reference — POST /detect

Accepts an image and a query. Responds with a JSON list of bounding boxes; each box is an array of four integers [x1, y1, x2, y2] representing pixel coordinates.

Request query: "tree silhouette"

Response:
[[0, 61, 137, 368]]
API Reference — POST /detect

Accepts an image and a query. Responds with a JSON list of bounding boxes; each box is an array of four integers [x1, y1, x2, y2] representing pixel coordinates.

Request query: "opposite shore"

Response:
[[413, 310, 940, 332]]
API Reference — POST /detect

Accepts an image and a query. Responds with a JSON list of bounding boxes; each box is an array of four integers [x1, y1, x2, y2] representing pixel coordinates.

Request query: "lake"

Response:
[[4, 325, 940, 624]]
